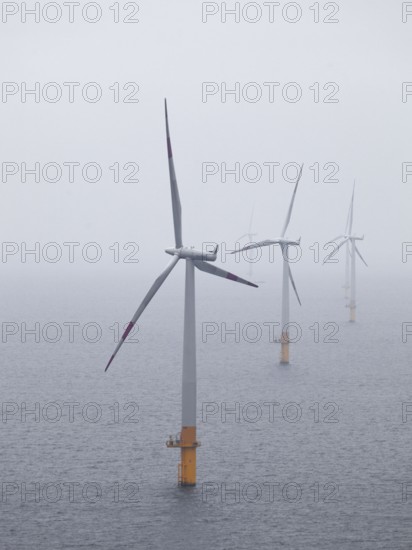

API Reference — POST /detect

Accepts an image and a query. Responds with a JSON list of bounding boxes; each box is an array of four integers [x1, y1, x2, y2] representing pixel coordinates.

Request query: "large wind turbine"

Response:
[[324, 185, 367, 322], [232, 167, 303, 364], [105, 100, 257, 487]]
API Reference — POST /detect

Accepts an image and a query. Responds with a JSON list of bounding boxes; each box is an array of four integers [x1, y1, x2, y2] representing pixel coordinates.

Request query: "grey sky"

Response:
[[0, 0, 410, 284]]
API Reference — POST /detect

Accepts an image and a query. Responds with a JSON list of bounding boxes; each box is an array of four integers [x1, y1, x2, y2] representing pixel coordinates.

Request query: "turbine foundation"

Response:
[[280, 332, 289, 364], [166, 426, 200, 486]]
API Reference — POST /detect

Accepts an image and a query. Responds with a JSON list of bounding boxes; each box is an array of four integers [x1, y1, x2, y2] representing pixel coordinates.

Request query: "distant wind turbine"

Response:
[[232, 166, 303, 364], [324, 184, 367, 322], [105, 100, 257, 487]]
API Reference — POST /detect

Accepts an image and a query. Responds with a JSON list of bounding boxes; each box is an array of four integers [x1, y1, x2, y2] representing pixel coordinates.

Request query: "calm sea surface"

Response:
[[1, 268, 411, 549]]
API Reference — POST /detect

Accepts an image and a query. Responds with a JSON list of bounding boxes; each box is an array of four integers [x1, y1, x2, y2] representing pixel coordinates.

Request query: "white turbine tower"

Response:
[[324, 185, 367, 322], [232, 166, 303, 364], [105, 100, 257, 486]]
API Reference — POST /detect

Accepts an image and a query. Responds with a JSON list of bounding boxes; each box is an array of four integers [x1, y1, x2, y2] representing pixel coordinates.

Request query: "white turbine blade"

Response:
[[193, 260, 258, 288], [344, 203, 351, 234], [281, 164, 303, 238], [355, 244, 368, 267], [105, 255, 180, 371], [288, 265, 301, 306], [231, 239, 281, 254], [165, 99, 183, 248], [323, 237, 349, 263]]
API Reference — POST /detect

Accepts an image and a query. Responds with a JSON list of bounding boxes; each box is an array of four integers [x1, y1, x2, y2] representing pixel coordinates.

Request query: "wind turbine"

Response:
[[232, 167, 303, 364], [104, 100, 257, 487], [324, 184, 367, 322]]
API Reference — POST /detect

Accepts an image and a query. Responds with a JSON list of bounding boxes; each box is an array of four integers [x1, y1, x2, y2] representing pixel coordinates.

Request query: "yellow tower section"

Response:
[[280, 330, 289, 364], [166, 427, 200, 486]]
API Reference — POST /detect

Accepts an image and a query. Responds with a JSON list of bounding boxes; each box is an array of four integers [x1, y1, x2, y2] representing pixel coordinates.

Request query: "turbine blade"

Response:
[[344, 203, 351, 234], [105, 255, 180, 371], [193, 260, 258, 288], [355, 244, 368, 267], [281, 164, 303, 238], [165, 99, 183, 248], [323, 237, 349, 263], [231, 239, 281, 254], [288, 264, 301, 306]]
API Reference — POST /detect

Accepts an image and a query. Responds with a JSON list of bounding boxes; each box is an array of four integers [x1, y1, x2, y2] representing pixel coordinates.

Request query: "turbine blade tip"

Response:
[[105, 355, 114, 372]]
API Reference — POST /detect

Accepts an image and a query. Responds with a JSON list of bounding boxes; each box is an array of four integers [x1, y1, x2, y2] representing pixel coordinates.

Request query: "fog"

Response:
[[0, 1, 410, 286]]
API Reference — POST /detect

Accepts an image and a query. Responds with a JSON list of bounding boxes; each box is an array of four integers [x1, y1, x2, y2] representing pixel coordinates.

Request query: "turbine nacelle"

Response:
[[329, 234, 364, 245], [165, 246, 218, 262], [278, 236, 301, 246], [324, 234, 367, 266]]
